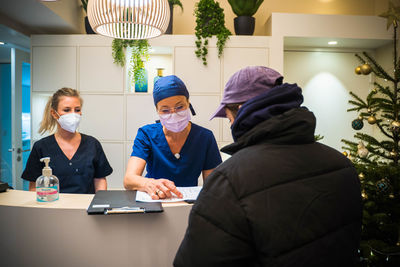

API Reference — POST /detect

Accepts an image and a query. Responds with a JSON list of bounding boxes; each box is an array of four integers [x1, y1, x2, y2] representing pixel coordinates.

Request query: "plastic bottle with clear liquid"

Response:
[[36, 157, 59, 202]]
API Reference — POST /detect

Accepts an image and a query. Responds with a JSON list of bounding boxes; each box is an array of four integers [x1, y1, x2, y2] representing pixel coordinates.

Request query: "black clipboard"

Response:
[[87, 190, 163, 215]]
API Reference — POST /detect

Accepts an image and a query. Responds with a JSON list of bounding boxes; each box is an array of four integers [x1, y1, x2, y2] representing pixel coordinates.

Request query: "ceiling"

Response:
[[285, 37, 392, 51], [0, 0, 82, 55]]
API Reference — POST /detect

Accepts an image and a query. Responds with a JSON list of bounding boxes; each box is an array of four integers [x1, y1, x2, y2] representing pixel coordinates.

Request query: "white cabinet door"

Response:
[[223, 47, 269, 87], [79, 94, 124, 140], [79, 46, 124, 92], [174, 47, 221, 94], [101, 142, 124, 189], [190, 95, 221, 141], [32, 47, 76, 92], [126, 94, 159, 141]]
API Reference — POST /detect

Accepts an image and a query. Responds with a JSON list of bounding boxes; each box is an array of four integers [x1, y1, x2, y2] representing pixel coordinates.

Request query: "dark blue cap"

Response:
[[153, 75, 196, 115]]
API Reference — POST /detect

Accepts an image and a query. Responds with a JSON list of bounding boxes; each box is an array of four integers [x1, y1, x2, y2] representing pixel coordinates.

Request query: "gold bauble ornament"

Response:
[[358, 173, 365, 180], [342, 151, 348, 157], [361, 190, 368, 199], [367, 115, 377, 124], [391, 120, 400, 128], [361, 63, 372, 75], [355, 66, 362, 75]]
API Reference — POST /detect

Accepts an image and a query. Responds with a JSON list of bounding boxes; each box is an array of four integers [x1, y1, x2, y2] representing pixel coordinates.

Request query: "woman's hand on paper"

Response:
[[143, 178, 183, 200]]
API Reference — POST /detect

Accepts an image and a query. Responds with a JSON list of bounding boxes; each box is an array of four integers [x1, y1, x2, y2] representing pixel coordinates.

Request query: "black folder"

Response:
[[87, 190, 163, 215]]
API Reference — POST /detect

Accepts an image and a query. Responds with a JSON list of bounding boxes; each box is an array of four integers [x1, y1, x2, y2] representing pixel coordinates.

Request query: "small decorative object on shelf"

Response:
[[111, 39, 150, 93], [227, 0, 264, 35], [81, 0, 96, 34], [166, 0, 183, 34], [154, 68, 164, 85], [135, 61, 148, 93]]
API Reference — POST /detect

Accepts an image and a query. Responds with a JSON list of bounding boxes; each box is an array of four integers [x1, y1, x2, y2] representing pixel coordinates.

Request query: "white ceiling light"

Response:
[[328, 41, 338, 45], [87, 0, 170, 40]]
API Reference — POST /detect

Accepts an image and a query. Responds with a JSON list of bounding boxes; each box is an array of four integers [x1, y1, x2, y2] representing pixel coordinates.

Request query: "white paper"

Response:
[[135, 186, 202, 203]]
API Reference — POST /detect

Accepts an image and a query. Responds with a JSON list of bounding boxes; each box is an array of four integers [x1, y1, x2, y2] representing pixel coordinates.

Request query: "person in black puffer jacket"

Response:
[[174, 66, 362, 267]]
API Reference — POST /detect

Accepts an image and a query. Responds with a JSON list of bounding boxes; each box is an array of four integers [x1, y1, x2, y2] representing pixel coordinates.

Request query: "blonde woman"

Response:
[[21, 88, 112, 193]]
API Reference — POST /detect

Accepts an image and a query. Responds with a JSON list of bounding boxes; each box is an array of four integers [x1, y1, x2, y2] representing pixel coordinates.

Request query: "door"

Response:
[[0, 47, 30, 190]]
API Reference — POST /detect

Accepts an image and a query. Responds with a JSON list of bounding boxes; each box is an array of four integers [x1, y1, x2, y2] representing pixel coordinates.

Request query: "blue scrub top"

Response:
[[131, 122, 222, 186], [21, 134, 113, 194]]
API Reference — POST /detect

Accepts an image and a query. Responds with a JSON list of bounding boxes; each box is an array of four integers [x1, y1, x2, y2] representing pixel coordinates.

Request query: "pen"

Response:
[[105, 207, 145, 214]]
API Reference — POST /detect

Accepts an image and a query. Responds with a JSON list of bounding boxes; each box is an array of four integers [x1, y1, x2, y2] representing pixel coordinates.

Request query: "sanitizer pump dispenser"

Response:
[[36, 157, 59, 202]]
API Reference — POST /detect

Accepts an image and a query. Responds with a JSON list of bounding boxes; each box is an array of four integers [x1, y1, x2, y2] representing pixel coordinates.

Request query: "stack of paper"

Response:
[[136, 186, 202, 203]]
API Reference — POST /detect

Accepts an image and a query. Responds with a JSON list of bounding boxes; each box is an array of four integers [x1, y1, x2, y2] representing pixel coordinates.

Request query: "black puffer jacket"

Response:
[[174, 106, 362, 266]]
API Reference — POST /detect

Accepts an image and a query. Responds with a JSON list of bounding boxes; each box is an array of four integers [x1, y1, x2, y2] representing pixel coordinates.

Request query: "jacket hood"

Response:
[[231, 83, 304, 141], [221, 107, 316, 155]]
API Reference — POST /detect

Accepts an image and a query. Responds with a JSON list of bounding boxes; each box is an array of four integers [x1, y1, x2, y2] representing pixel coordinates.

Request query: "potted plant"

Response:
[[112, 39, 150, 92], [81, 0, 95, 34], [194, 0, 231, 65], [227, 0, 264, 35], [166, 0, 184, 34]]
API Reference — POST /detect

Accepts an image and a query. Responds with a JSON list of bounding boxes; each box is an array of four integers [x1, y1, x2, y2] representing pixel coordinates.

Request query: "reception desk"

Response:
[[0, 190, 192, 267]]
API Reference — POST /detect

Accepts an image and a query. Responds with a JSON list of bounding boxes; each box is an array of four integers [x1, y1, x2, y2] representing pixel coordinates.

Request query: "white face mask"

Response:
[[56, 112, 81, 133]]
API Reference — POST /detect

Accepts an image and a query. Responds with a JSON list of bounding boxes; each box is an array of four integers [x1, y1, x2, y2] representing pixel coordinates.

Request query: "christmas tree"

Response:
[[341, 2, 400, 265]]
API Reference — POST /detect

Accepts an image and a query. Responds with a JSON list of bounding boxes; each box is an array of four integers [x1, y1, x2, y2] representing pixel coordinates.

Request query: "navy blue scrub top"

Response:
[[131, 122, 222, 187], [21, 134, 113, 194]]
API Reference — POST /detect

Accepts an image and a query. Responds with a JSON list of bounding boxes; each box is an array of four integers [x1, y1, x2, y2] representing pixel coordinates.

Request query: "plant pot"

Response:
[[234, 16, 255, 35], [85, 16, 96, 34], [165, 2, 174, 34]]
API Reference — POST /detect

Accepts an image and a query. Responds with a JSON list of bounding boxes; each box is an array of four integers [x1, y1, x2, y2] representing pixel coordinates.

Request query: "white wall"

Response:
[[31, 35, 271, 189], [284, 50, 376, 152]]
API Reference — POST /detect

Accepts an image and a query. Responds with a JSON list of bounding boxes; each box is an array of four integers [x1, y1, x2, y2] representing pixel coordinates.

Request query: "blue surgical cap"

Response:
[[153, 75, 196, 115]]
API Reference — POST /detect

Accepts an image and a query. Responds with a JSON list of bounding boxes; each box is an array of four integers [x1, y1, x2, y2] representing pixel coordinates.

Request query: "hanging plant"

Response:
[[194, 0, 231, 65], [111, 39, 150, 89]]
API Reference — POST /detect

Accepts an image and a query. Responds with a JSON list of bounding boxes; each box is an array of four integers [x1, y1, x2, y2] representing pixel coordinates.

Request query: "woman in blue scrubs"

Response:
[[124, 75, 222, 199], [21, 88, 113, 194]]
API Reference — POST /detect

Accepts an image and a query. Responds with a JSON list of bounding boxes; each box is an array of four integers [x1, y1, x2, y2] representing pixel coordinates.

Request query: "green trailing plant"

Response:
[[314, 134, 324, 142], [227, 0, 264, 16], [169, 0, 183, 11], [194, 0, 231, 65], [111, 39, 150, 89]]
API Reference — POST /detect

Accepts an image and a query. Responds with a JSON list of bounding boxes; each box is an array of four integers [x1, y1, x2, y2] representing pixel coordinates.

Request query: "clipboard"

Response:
[[87, 190, 163, 215]]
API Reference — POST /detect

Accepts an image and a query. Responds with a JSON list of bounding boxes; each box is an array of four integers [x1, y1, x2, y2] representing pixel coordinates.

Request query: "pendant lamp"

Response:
[[87, 0, 170, 40]]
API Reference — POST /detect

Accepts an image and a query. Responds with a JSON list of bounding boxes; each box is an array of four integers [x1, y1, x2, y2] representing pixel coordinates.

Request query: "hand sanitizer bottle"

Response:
[[36, 157, 59, 202]]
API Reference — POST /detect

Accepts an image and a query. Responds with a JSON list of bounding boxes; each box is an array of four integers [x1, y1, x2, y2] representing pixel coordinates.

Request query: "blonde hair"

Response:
[[38, 88, 83, 134]]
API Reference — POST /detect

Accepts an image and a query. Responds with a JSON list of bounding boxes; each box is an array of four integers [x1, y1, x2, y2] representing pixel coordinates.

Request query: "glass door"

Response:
[[0, 47, 30, 190], [0, 60, 12, 187]]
